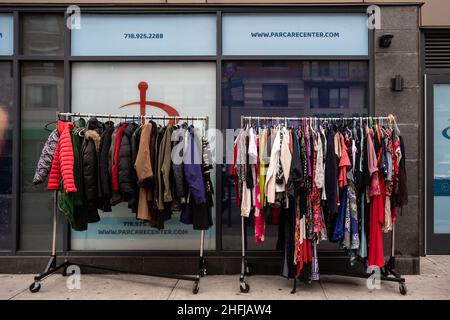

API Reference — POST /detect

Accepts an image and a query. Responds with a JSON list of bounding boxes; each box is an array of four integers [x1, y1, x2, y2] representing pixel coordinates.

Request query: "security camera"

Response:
[[379, 34, 394, 48]]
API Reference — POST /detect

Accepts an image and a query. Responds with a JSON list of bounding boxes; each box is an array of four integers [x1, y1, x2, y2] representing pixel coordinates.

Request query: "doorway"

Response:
[[426, 74, 450, 254]]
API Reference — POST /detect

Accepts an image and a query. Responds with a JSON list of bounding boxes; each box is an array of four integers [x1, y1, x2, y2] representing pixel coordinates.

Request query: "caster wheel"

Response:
[[399, 283, 407, 295], [239, 281, 250, 293], [200, 269, 207, 277], [29, 282, 41, 293], [192, 282, 199, 295]]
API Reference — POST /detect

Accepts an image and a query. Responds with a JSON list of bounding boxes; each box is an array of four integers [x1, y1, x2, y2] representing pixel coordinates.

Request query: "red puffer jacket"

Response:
[[47, 120, 77, 192]]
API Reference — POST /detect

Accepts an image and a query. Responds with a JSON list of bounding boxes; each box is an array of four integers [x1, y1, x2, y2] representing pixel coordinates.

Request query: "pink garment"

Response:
[[254, 135, 266, 243], [366, 126, 378, 176], [311, 138, 324, 233], [338, 133, 351, 189]]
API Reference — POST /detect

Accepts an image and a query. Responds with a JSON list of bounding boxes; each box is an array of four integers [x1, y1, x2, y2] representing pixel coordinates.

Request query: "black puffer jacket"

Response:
[[97, 121, 115, 212], [119, 123, 139, 198], [130, 124, 142, 213], [81, 117, 103, 222]]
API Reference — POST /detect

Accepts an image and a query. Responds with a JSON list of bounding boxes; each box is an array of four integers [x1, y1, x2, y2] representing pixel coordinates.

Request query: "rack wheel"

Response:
[[200, 269, 207, 277], [399, 283, 407, 295], [239, 281, 250, 293], [29, 282, 41, 293], [192, 281, 199, 294]]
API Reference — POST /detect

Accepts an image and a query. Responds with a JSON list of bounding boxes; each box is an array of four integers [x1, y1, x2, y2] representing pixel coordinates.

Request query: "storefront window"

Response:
[[0, 14, 14, 56], [71, 14, 216, 56], [20, 61, 64, 251], [21, 13, 65, 56], [222, 13, 368, 56], [0, 62, 13, 250], [70, 62, 216, 250], [221, 60, 368, 251]]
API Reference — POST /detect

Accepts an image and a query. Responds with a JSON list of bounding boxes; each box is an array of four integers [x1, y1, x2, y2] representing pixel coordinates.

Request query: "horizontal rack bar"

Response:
[[241, 116, 393, 121], [58, 112, 208, 122]]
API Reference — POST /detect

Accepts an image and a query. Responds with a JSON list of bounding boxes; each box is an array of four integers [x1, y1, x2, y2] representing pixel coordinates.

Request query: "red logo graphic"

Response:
[[120, 81, 180, 125]]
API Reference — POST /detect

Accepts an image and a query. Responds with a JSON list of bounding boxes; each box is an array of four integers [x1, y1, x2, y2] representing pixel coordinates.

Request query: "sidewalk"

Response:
[[1, 256, 449, 300]]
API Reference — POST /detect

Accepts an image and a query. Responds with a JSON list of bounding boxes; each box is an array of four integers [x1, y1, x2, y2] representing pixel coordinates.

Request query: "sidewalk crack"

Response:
[[319, 280, 329, 300], [167, 279, 179, 300]]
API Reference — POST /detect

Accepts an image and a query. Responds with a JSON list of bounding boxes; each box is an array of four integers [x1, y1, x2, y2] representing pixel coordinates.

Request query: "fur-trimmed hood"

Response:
[[84, 129, 101, 152]]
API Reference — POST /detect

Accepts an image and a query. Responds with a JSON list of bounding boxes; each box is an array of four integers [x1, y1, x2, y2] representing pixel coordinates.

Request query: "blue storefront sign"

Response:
[[71, 14, 217, 56], [0, 14, 13, 56], [222, 13, 369, 56]]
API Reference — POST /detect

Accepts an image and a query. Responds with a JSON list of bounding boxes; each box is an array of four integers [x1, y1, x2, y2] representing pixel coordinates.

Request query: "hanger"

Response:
[[43, 121, 57, 132]]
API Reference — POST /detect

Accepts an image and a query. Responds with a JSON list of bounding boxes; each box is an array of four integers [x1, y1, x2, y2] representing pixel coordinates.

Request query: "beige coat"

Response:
[[265, 127, 292, 204], [135, 123, 155, 223]]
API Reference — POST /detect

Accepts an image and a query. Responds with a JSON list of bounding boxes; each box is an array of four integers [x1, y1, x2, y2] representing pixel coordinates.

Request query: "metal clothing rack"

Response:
[[238, 115, 407, 295], [29, 112, 209, 295]]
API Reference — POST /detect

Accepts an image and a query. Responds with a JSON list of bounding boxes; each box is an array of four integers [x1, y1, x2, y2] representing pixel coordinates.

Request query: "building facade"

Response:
[[0, 1, 448, 276]]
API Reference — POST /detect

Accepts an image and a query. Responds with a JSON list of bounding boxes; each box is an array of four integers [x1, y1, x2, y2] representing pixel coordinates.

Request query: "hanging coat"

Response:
[[135, 122, 156, 224], [58, 118, 90, 231], [183, 126, 211, 230], [33, 128, 59, 185], [119, 123, 139, 205], [97, 121, 114, 212], [48, 120, 77, 193], [81, 121, 102, 223]]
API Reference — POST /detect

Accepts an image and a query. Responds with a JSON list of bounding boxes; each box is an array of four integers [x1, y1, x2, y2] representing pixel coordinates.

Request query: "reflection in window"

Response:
[[21, 14, 65, 56], [20, 61, 64, 251], [310, 87, 350, 109], [262, 61, 288, 68], [25, 84, 58, 109], [0, 62, 13, 250], [339, 61, 349, 79], [262, 84, 288, 107], [221, 60, 368, 251]]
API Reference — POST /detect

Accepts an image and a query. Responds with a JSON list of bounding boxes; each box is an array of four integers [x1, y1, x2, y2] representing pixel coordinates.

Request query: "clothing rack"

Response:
[[29, 112, 209, 295], [238, 115, 407, 295]]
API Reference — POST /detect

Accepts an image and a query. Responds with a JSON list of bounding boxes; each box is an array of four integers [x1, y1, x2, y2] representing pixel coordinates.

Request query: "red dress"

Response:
[[368, 171, 385, 268]]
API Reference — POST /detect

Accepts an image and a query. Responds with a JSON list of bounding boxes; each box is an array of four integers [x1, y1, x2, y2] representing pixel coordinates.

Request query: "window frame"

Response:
[[0, 5, 374, 258]]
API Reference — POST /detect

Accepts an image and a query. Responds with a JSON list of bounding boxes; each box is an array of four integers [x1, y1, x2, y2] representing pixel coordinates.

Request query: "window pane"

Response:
[[71, 62, 216, 250], [21, 62, 64, 251], [329, 88, 339, 108], [222, 13, 369, 56], [21, 14, 65, 56], [0, 14, 14, 56], [221, 60, 368, 251], [319, 87, 329, 108], [339, 61, 349, 79], [340, 87, 349, 108], [262, 84, 288, 107], [71, 14, 216, 56], [0, 62, 13, 250], [310, 87, 318, 109]]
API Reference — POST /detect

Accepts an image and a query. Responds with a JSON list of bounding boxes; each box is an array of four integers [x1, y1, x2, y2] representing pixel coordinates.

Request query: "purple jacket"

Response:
[[180, 126, 206, 225]]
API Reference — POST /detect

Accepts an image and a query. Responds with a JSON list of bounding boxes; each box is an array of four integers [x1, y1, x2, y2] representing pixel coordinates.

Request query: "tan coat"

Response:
[[135, 123, 155, 223]]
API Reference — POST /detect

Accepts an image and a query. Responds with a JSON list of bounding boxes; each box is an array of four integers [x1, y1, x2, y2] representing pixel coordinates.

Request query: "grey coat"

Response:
[[33, 129, 60, 184]]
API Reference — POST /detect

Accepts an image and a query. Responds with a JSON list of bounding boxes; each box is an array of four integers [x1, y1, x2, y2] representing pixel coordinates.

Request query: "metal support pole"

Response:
[[239, 216, 250, 293], [52, 191, 58, 256], [199, 230, 206, 277]]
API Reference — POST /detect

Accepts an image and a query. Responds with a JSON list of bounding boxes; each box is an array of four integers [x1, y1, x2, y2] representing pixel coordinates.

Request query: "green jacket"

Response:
[[58, 118, 89, 231]]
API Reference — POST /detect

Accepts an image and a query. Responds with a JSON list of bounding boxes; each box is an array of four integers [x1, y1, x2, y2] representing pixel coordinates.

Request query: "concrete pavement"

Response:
[[1, 256, 449, 300]]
